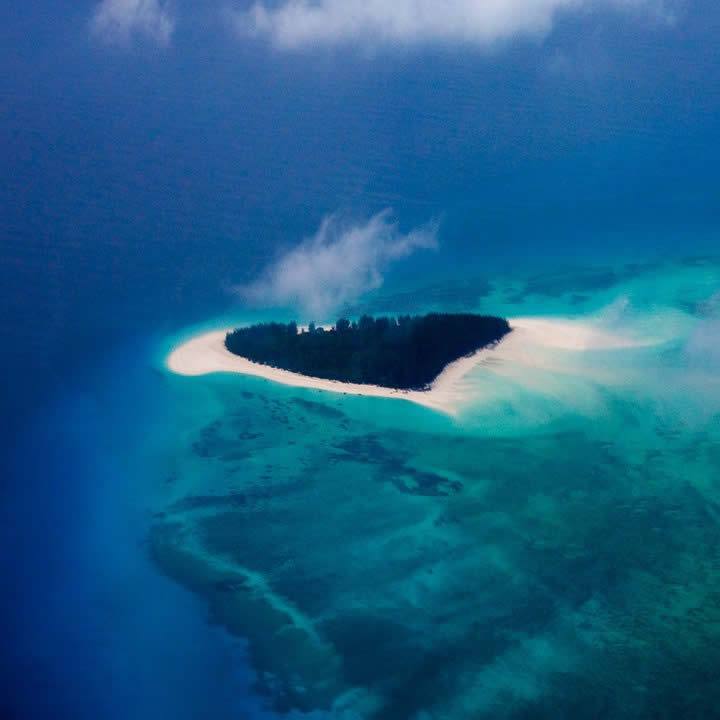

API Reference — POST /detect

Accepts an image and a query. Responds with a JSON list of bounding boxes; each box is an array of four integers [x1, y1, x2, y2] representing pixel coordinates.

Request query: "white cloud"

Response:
[[235, 0, 668, 50], [90, 0, 175, 47], [236, 210, 438, 318]]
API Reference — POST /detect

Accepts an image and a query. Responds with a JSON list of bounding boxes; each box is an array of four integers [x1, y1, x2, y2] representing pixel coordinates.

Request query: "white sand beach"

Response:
[[166, 328, 471, 413], [166, 317, 650, 415]]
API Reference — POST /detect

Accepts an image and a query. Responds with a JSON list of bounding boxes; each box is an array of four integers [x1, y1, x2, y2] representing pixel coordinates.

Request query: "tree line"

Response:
[[225, 313, 511, 390]]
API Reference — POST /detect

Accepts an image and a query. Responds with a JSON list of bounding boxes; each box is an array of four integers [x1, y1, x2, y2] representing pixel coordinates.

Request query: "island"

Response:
[[224, 313, 511, 391], [167, 314, 649, 414]]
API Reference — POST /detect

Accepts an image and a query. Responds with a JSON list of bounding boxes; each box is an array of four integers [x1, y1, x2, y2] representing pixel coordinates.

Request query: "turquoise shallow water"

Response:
[[8, 256, 718, 718], [136, 257, 720, 718]]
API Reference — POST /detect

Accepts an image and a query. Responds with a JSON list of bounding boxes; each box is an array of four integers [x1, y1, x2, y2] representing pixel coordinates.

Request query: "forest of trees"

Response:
[[225, 313, 511, 390]]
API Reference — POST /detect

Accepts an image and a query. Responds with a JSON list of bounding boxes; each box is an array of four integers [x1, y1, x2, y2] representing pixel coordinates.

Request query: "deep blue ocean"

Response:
[[2, 2, 720, 718]]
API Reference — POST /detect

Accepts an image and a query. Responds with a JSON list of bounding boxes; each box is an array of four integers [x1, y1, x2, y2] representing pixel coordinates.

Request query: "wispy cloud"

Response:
[[234, 0, 670, 50], [236, 210, 438, 318], [90, 0, 175, 47]]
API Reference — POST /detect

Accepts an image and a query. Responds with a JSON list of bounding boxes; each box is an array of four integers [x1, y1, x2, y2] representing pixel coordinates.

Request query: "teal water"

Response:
[[136, 257, 720, 718]]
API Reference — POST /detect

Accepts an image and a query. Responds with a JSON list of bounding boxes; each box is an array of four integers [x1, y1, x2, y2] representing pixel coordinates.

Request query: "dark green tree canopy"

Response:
[[225, 314, 511, 390]]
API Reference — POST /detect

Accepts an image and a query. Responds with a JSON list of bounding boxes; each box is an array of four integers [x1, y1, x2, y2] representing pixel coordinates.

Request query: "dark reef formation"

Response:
[[225, 313, 511, 390]]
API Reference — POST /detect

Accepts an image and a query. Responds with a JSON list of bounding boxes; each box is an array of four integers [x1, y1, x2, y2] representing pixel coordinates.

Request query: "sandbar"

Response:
[[166, 317, 647, 414]]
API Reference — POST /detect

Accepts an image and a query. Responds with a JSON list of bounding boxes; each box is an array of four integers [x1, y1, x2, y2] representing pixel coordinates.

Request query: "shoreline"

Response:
[[166, 328, 489, 413], [166, 317, 649, 414]]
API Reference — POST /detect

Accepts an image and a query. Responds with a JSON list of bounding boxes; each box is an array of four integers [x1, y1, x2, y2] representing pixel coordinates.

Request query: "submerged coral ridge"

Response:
[[150, 397, 720, 716]]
